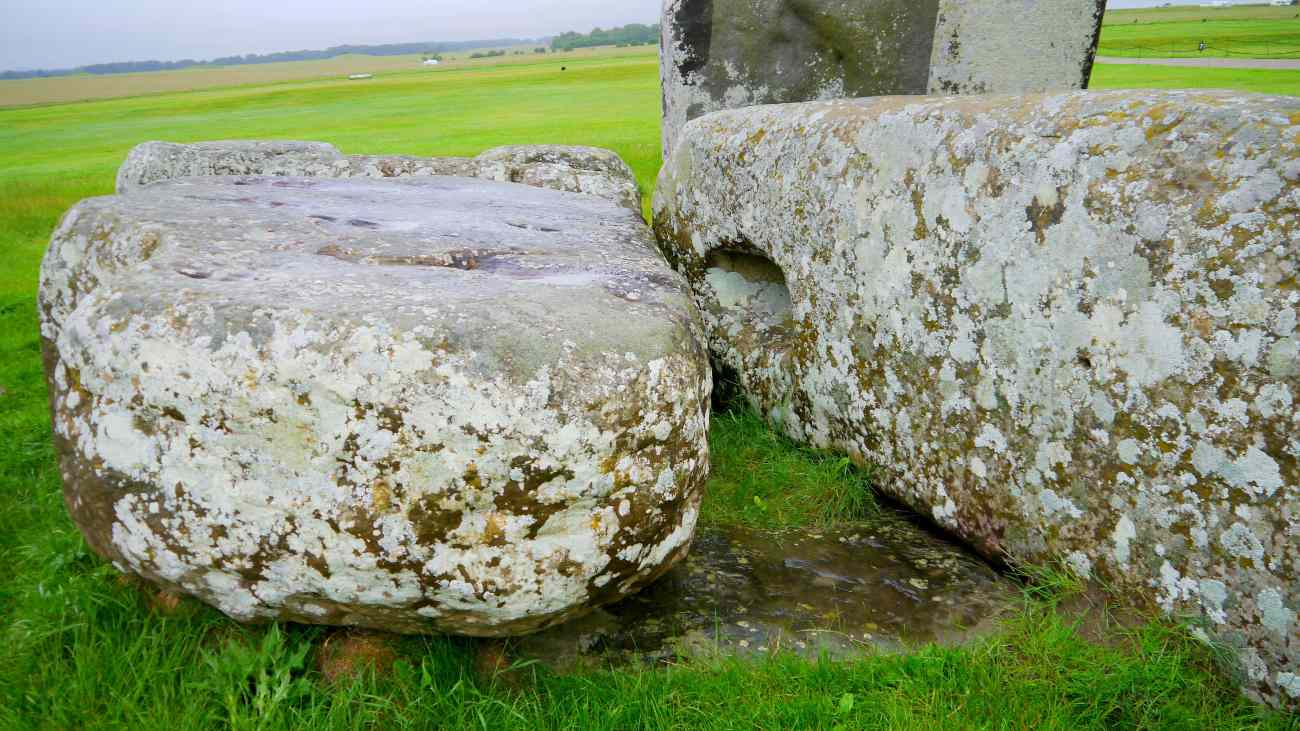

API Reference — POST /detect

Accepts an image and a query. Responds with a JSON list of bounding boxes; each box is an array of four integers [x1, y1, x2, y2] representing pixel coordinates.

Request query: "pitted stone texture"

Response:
[[40, 175, 710, 636], [654, 91, 1300, 708], [474, 145, 642, 214], [660, 0, 1106, 155], [116, 141, 643, 213]]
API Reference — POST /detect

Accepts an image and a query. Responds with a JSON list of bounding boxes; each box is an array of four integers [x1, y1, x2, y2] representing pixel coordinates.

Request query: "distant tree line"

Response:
[[550, 24, 659, 51], [0, 39, 535, 80]]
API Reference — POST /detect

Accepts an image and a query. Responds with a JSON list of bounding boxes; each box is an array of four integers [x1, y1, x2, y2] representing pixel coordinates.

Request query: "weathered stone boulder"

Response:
[[661, 0, 1107, 155], [41, 174, 710, 636], [116, 140, 643, 213], [654, 90, 1300, 707]]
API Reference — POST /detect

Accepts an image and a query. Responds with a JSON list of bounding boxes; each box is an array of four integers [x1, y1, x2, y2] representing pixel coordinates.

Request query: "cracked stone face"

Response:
[[115, 140, 644, 214], [653, 90, 1300, 709], [660, 0, 1107, 155], [39, 174, 711, 636]]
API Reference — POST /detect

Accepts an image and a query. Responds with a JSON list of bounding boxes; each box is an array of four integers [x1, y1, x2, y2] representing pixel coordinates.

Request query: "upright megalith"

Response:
[[116, 140, 643, 213], [41, 174, 710, 636], [654, 90, 1300, 708], [660, 0, 1107, 155]]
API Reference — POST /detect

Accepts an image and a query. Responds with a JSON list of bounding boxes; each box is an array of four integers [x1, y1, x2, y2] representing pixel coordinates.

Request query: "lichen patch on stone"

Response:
[[654, 89, 1300, 709], [41, 174, 710, 637]]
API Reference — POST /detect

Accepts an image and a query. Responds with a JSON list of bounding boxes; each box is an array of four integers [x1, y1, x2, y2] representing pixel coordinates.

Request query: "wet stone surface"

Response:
[[517, 514, 1020, 669]]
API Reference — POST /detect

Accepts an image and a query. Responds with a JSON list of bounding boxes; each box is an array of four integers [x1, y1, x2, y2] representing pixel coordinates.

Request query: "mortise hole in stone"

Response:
[[703, 249, 793, 331], [703, 248, 797, 412]]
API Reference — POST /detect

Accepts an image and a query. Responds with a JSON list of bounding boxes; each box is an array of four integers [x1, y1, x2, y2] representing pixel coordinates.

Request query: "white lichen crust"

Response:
[[654, 90, 1300, 708], [41, 175, 710, 636], [115, 140, 644, 213]]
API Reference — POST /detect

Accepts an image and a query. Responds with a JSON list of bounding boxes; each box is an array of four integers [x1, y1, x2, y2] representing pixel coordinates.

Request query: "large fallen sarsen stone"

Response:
[[115, 140, 643, 213], [40, 175, 710, 636], [654, 90, 1300, 708], [661, 0, 1107, 155]]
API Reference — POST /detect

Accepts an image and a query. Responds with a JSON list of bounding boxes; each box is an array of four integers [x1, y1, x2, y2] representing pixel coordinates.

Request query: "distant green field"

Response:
[[1100, 4, 1300, 58], [1, 46, 1296, 730], [0, 45, 650, 109]]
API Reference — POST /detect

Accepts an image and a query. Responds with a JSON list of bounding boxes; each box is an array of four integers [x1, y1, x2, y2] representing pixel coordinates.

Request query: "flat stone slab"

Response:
[[116, 141, 643, 213], [39, 175, 710, 636], [654, 90, 1300, 708], [516, 515, 1018, 669]]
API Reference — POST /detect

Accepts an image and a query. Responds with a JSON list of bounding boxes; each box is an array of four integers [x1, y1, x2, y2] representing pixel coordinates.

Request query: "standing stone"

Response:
[[116, 141, 643, 213], [654, 90, 1300, 708], [661, 0, 1108, 155], [41, 175, 710, 636]]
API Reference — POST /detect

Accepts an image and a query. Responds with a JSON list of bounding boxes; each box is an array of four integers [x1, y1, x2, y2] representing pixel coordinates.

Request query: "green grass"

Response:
[[1091, 61, 1300, 96], [2, 587, 1290, 729], [1, 46, 1296, 729], [1099, 5, 1300, 59], [706, 407, 878, 530]]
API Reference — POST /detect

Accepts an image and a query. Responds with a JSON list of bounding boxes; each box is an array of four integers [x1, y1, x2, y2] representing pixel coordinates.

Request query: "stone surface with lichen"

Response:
[[40, 174, 710, 636], [654, 90, 1300, 708]]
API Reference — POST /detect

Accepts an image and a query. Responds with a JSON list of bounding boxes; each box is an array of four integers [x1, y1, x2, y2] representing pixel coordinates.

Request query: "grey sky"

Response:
[[1, 0, 659, 71], [0, 0, 1266, 73]]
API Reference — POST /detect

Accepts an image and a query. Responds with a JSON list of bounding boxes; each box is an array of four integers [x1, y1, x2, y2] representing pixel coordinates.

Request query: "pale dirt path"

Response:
[[1096, 56, 1300, 70]]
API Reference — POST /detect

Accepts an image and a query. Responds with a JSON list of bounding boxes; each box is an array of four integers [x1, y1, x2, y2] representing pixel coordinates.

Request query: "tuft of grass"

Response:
[[199, 624, 317, 729], [705, 406, 878, 530], [1005, 557, 1090, 606]]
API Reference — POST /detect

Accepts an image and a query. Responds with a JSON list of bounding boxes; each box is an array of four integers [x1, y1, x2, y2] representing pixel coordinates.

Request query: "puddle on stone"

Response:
[[516, 514, 1021, 671]]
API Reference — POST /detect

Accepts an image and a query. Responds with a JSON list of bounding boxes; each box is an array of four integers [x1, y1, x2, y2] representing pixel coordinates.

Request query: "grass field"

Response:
[[1100, 4, 1300, 58], [1092, 61, 1300, 95], [1, 46, 1297, 729], [0, 45, 649, 109]]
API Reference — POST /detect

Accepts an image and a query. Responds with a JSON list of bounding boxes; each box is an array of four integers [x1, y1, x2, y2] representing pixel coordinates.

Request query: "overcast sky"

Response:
[[0, 0, 1264, 72]]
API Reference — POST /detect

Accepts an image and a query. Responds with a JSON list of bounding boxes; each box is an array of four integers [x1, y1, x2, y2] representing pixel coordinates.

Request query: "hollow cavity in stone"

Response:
[[704, 249, 794, 331]]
